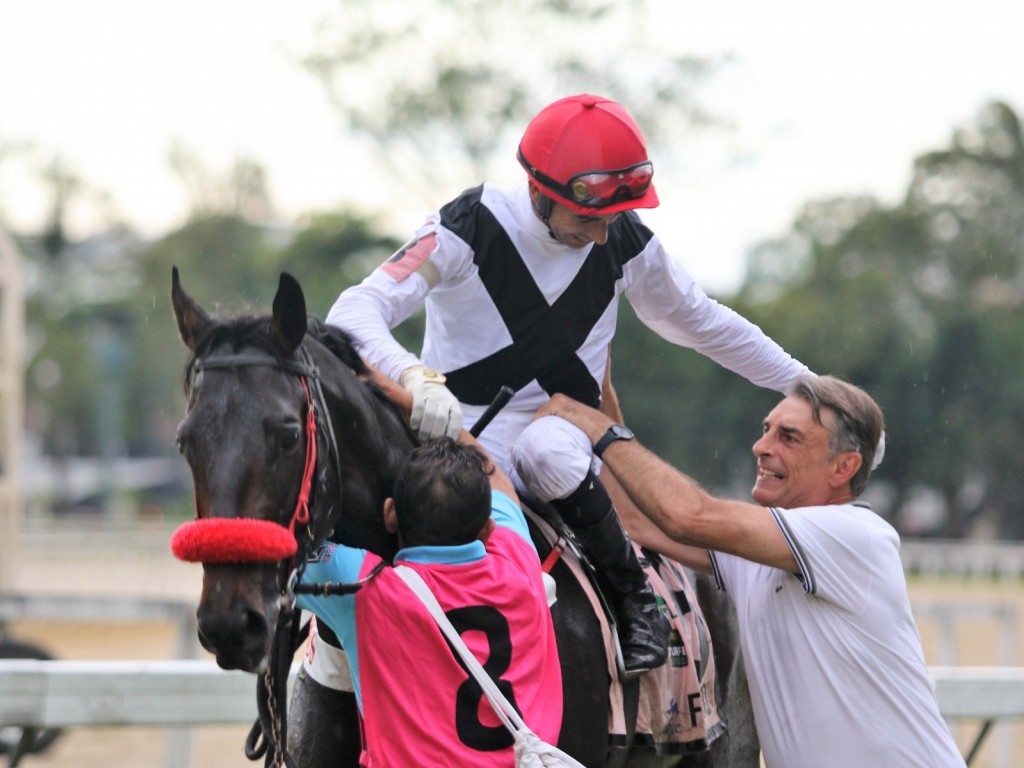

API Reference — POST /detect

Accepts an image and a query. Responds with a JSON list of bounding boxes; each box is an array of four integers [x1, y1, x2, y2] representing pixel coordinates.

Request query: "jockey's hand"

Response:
[[400, 365, 463, 441]]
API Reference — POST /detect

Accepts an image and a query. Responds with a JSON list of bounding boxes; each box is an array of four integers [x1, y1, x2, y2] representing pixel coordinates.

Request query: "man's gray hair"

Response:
[[788, 375, 885, 497]]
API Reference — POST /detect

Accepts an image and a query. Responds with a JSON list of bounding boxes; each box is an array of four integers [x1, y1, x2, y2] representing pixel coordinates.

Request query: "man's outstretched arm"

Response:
[[538, 393, 797, 573]]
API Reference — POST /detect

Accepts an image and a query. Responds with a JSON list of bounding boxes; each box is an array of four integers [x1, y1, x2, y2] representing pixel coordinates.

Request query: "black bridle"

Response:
[[193, 346, 345, 529], [186, 345, 350, 768]]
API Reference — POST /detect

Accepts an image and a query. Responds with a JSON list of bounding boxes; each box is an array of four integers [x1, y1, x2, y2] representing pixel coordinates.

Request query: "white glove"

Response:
[[400, 365, 463, 441]]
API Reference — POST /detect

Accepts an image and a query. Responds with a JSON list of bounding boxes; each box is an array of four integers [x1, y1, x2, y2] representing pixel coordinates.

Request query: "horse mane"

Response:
[[304, 317, 369, 377]]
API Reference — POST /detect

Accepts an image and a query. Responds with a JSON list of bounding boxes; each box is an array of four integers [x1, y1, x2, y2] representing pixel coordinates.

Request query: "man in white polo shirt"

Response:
[[537, 374, 965, 768]]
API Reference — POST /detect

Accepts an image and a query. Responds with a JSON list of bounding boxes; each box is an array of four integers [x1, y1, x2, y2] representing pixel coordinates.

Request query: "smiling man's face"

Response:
[[751, 396, 845, 509]]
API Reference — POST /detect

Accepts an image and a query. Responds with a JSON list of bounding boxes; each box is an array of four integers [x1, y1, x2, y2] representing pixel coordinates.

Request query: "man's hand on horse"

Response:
[[400, 364, 464, 441], [357, 361, 413, 421]]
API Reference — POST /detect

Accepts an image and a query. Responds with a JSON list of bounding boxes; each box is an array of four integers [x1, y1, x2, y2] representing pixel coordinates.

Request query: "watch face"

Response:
[[595, 423, 635, 457], [611, 424, 634, 440]]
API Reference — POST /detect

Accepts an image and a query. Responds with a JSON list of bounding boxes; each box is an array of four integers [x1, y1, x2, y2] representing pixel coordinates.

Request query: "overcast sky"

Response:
[[2, 1, 1023, 294]]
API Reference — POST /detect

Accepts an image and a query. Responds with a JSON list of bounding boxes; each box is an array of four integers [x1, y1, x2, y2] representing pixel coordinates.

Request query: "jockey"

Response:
[[327, 93, 812, 676]]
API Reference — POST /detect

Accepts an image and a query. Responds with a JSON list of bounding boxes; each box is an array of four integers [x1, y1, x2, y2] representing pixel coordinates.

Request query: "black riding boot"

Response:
[[553, 473, 670, 678]]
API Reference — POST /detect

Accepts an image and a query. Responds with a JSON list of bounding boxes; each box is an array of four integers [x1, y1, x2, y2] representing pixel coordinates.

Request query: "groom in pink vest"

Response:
[[295, 432, 562, 767]]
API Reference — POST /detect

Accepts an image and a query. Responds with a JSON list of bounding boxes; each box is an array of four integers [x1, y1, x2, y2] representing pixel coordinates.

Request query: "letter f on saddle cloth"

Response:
[[328, 94, 812, 676]]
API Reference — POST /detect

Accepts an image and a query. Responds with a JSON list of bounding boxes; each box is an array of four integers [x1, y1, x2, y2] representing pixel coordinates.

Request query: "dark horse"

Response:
[[170, 269, 757, 768]]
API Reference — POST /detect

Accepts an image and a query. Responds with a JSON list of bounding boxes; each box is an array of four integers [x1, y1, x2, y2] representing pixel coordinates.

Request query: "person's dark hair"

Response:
[[788, 375, 885, 497], [392, 437, 493, 547]]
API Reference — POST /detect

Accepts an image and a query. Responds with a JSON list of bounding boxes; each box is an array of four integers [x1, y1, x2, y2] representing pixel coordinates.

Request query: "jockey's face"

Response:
[[529, 183, 619, 249]]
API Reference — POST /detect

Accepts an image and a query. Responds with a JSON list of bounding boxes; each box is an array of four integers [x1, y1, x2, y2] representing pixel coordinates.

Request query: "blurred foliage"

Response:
[[593, 101, 1024, 541], [167, 144, 274, 223], [303, 0, 721, 200], [20, 209, 402, 475], [729, 101, 1024, 539], [14, 96, 1024, 541]]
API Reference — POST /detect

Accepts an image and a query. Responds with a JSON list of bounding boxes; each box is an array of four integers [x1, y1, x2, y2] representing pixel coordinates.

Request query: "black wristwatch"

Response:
[[593, 423, 635, 458]]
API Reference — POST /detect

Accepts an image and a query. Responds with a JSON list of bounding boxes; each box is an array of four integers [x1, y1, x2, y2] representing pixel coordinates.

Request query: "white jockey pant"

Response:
[[509, 414, 598, 502], [303, 616, 355, 692]]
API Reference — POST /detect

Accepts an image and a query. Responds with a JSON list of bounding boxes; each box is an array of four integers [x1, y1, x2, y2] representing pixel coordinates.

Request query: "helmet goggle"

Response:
[[519, 148, 654, 209]]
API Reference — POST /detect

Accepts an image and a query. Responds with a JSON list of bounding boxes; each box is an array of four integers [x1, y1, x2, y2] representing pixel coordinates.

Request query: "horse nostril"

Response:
[[243, 607, 269, 641], [197, 624, 216, 653], [197, 603, 270, 652]]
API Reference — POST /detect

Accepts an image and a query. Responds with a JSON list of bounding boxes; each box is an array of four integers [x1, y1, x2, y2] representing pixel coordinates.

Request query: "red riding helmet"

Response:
[[517, 93, 660, 216]]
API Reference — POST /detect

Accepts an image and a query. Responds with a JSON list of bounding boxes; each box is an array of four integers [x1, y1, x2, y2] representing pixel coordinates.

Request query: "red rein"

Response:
[[171, 377, 317, 565]]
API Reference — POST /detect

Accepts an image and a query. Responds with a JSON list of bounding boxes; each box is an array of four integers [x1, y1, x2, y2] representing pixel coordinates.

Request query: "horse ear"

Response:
[[171, 266, 211, 351], [272, 272, 308, 354]]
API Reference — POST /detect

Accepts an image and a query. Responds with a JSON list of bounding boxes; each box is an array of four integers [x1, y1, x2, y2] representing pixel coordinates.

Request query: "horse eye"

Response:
[[177, 435, 197, 464], [176, 421, 200, 464], [281, 426, 302, 452]]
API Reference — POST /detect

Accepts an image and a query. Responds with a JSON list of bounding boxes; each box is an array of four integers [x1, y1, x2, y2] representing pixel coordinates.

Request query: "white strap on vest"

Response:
[[394, 565, 588, 768], [395, 565, 523, 731]]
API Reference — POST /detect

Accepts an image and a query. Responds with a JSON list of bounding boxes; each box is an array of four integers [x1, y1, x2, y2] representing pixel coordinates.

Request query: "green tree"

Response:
[[277, 209, 401, 318], [303, 0, 718, 202], [735, 101, 1024, 539], [21, 227, 142, 453], [127, 214, 281, 459], [608, 301, 780, 498], [127, 208, 404, 461], [277, 209, 421, 350]]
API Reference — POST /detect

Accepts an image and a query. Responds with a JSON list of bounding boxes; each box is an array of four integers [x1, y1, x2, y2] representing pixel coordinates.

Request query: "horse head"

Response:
[[170, 267, 411, 671]]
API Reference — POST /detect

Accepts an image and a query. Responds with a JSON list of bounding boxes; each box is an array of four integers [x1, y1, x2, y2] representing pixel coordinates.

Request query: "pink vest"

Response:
[[356, 528, 562, 767]]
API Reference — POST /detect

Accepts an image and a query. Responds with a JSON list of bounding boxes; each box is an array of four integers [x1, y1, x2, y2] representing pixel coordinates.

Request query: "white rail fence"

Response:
[[2, 539, 1022, 766], [0, 661, 1021, 767], [900, 539, 1024, 579], [0, 594, 203, 767], [0, 659, 274, 728]]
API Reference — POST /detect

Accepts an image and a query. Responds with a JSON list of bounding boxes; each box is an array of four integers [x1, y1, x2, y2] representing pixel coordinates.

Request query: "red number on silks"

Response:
[[446, 605, 520, 751]]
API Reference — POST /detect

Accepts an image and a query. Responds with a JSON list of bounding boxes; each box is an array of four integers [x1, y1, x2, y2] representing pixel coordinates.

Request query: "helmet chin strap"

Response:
[[531, 190, 557, 240]]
